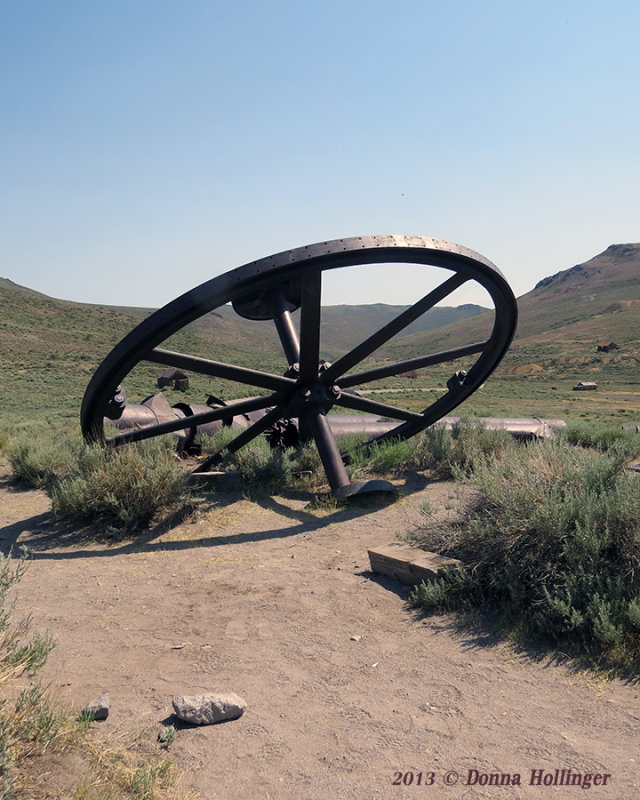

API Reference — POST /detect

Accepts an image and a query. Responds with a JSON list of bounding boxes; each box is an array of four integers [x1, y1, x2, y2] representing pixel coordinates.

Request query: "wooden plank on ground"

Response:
[[368, 542, 463, 586]]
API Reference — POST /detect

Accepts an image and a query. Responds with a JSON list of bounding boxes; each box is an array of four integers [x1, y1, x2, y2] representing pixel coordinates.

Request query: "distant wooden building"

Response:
[[573, 381, 598, 391], [157, 368, 189, 391], [597, 342, 619, 353]]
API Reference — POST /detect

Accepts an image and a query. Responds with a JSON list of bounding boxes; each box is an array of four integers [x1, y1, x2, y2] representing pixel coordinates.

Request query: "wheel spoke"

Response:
[[146, 348, 295, 392], [106, 394, 284, 447], [320, 273, 469, 384], [339, 341, 488, 388], [335, 392, 424, 423], [193, 403, 288, 472], [298, 269, 322, 382], [354, 381, 482, 448]]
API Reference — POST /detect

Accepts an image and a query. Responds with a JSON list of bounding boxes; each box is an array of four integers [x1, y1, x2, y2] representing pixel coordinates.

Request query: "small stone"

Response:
[[172, 692, 247, 725], [83, 691, 110, 721], [350, 635, 362, 642]]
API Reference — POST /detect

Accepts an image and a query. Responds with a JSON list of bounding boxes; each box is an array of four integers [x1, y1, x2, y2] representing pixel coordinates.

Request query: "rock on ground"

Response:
[[83, 691, 109, 721], [172, 692, 247, 725]]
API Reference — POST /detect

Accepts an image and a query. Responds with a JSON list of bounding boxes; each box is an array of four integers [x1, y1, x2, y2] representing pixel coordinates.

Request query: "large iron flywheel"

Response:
[[81, 235, 517, 497]]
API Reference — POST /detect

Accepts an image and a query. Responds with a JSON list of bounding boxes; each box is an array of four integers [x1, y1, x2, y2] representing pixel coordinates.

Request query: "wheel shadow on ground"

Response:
[[0, 472, 428, 562]]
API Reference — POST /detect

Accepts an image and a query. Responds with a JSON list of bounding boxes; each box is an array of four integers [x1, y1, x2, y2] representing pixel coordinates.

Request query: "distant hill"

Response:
[[518, 243, 640, 341], [0, 275, 487, 422], [97, 298, 488, 361], [0, 279, 279, 421], [0, 277, 488, 368], [0, 280, 150, 421], [382, 243, 640, 371], [5, 244, 639, 366], [316, 303, 487, 357], [0, 276, 52, 299], [2, 242, 639, 424]]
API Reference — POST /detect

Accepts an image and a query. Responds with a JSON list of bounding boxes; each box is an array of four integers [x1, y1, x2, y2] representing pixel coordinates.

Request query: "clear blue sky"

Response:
[[1, 0, 638, 309]]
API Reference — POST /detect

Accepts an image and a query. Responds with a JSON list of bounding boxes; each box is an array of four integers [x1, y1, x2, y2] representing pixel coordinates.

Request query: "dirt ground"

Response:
[[1, 466, 639, 800]]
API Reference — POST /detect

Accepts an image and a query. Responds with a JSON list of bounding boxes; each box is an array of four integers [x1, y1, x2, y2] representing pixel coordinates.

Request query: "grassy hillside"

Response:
[[0, 281, 139, 425], [382, 243, 640, 372], [99, 299, 488, 361], [0, 281, 282, 431], [372, 244, 640, 423], [2, 243, 639, 434], [0, 275, 481, 431]]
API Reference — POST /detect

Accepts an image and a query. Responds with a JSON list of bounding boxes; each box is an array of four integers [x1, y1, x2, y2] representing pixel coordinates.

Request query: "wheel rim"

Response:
[[81, 235, 518, 497]]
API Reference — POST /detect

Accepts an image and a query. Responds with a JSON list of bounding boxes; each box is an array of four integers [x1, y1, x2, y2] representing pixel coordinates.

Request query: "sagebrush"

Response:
[[7, 429, 80, 489], [0, 554, 58, 799], [410, 435, 640, 675], [50, 440, 192, 534]]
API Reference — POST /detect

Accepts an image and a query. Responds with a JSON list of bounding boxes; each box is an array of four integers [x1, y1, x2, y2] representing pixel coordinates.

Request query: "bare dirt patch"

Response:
[[1, 467, 639, 799]]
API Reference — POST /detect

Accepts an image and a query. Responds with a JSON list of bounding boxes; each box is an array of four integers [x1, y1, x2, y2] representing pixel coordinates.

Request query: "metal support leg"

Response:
[[305, 405, 394, 499], [268, 289, 300, 367]]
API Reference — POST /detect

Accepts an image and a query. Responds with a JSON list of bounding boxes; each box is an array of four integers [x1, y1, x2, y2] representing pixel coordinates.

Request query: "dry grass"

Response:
[[0, 552, 191, 800], [16, 721, 193, 800]]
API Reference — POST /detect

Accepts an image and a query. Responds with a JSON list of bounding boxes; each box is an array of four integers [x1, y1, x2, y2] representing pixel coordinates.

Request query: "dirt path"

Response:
[[1, 468, 639, 800]]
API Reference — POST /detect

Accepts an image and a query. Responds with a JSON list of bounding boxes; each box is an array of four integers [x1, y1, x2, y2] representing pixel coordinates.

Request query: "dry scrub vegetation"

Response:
[[3, 421, 640, 795], [0, 551, 185, 800], [410, 427, 640, 677]]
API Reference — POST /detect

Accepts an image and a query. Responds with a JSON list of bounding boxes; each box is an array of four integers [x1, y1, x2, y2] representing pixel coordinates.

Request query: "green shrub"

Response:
[[196, 425, 238, 455], [199, 429, 295, 490], [0, 554, 58, 798], [199, 420, 515, 489], [565, 421, 640, 460], [50, 441, 192, 534], [410, 420, 515, 478], [290, 441, 325, 489], [335, 432, 370, 459], [347, 438, 417, 479], [415, 424, 454, 473], [410, 566, 475, 611], [410, 437, 640, 674], [7, 431, 80, 488], [227, 436, 293, 488], [340, 422, 512, 481]]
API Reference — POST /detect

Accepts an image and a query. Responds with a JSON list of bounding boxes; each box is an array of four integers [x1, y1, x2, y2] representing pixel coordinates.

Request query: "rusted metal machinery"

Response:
[[81, 235, 518, 497], [105, 393, 566, 451]]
